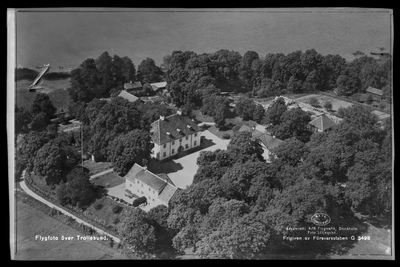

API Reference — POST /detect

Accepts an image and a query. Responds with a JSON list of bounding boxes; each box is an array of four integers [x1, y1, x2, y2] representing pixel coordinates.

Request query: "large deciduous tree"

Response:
[[15, 106, 32, 134], [31, 93, 56, 118], [270, 107, 312, 142], [56, 167, 96, 207], [138, 57, 164, 84], [227, 131, 264, 163], [264, 97, 287, 127], [120, 208, 157, 254], [17, 130, 52, 172], [109, 129, 154, 175]]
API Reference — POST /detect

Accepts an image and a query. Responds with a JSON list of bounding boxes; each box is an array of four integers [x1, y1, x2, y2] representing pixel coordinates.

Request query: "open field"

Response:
[[291, 93, 354, 112], [15, 79, 71, 109], [14, 198, 127, 260]]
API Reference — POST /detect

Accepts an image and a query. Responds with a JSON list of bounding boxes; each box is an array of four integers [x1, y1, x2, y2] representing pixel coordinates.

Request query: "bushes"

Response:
[[95, 203, 103, 210], [308, 97, 320, 107], [112, 205, 123, 214], [222, 133, 231, 139], [132, 196, 147, 207]]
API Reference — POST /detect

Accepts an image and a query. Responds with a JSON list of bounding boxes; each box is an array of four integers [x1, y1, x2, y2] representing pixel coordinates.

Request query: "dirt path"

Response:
[[89, 168, 114, 180]]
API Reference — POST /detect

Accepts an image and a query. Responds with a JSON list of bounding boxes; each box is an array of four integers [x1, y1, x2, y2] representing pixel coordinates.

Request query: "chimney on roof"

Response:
[[252, 126, 255, 131], [186, 125, 192, 129], [166, 131, 171, 137], [177, 128, 181, 133], [177, 109, 182, 115], [160, 115, 165, 121]]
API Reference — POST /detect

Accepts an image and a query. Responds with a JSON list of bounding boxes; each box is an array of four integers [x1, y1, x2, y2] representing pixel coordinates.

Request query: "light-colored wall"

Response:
[[126, 179, 168, 207], [152, 132, 201, 160]]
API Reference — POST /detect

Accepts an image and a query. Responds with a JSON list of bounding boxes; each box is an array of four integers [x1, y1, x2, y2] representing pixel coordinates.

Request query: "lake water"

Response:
[[15, 8, 392, 70]]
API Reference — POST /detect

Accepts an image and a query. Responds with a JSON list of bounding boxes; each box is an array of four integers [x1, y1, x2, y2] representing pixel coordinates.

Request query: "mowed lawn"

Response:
[[14, 199, 128, 260], [91, 172, 125, 188], [83, 161, 113, 176]]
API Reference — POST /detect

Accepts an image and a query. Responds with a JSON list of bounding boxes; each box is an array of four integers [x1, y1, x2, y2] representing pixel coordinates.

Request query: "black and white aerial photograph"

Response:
[[8, 8, 393, 260]]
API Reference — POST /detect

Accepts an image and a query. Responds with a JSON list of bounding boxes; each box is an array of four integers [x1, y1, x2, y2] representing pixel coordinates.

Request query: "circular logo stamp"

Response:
[[311, 213, 331, 226]]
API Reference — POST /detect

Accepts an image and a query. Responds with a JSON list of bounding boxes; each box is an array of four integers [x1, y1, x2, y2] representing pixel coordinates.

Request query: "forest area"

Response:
[[15, 49, 392, 259]]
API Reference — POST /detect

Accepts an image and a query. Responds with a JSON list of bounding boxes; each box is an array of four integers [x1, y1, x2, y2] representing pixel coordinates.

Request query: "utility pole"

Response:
[[81, 121, 84, 169]]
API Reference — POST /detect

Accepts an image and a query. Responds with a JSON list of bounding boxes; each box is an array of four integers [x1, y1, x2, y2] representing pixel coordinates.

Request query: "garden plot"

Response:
[[293, 94, 353, 111]]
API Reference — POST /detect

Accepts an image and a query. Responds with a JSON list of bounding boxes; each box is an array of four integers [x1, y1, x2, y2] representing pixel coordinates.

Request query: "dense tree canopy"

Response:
[[56, 167, 97, 207], [109, 129, 154, 175], [84, 97, 145, 161], [68, 52, 137, 103], [234, 97, 265, 123], [137, 57, 164, 84], [270, 107, 312, 142], [15, 106, 32, 134], [120, 208, 157, 254], [165, 103, 391, 258]]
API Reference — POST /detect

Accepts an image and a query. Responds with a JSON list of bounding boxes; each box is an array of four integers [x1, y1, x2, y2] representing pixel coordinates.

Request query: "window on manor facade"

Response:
[[194, 133, 197, 137], [163, 152, 166, 157], [172, 141, 175, 145], [194, 141, 197, 146], [163, 144, 166, 148], [185, 144, 189, 149], [186, 136, 188, 140], [172, 149, 175, 154]]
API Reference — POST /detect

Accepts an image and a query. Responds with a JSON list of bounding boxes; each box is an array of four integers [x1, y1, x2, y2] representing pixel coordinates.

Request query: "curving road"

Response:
[[18, 179, 121, 243]]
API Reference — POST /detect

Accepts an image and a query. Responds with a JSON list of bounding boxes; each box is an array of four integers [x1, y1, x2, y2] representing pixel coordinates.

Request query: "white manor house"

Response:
[[150, 110, 201, 161]]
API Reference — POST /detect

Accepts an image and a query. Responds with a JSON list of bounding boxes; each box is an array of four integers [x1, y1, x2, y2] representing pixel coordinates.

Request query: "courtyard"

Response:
[[148, 130, 230, 189]]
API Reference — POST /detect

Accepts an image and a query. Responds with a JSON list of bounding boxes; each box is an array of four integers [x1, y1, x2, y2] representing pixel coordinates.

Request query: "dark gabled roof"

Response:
[[258, 134, 284, 150], [118, 90, 140, 102], [238, 124, 283, 150], [158, 184, 178, 203], [156, 173, 175, 186], [366, 86, 383, 96], [124, 81, 142, 90], [150, 114, 201, 145], [309, 114, 336, 131]]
